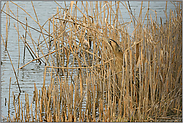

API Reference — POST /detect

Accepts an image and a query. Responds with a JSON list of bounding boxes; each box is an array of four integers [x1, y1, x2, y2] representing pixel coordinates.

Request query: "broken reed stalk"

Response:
[[14, 24, 43, 64], [6, 6, 47, 65], [18, 47, 63, 70]]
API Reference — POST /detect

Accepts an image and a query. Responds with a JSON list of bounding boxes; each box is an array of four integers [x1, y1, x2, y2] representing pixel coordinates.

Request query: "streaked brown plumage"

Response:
[[107, 39, 124, 99], [108, 39, 123, 63], [108, 39, 142, 102]]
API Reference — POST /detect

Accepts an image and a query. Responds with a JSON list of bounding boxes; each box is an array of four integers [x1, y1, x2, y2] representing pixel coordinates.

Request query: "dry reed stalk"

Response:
[[21, 101, 23, 122], [12, 92, 16, 121], [18, 47, 63, 69], [8, 9, 46, 63], [30, 103, 33, 122], [52, 17, 58, 69], [25, 93, 30, 122], [13, 22, 42, 64], [5, 1, 9, 51], [8, 77, 11, 122], [31, 1, 51, 54], [39, 91, 43, 122], [34, 83, 38, 122], [3, 1, 182, 122], [23, 17, 27, 63], [2, 9, 52, 38], [52, 85, 56, 122], [18, 94, 20, 121], [10, 1, 51, 36], [16, 6, 20, 69]]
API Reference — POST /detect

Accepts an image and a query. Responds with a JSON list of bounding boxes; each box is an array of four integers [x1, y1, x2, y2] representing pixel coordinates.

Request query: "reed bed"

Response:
[[2, 1, 182, 122]]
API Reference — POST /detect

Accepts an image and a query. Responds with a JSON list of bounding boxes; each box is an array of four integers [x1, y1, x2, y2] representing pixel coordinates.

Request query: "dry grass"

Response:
[[1, 1, 182, 122]]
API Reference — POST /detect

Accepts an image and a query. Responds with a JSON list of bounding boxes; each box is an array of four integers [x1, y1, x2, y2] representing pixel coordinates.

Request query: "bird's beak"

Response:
[[106, 39, 114, 50], [108, 40, 111, 46]]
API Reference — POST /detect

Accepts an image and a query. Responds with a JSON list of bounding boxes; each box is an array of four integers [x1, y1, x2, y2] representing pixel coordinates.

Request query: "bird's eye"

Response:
[[118, 48, 122, 52]]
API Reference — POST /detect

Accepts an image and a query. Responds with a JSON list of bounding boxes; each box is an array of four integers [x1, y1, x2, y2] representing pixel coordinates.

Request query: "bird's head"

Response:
[[108, 39, 122, 53], [107, 38, 125, 67]]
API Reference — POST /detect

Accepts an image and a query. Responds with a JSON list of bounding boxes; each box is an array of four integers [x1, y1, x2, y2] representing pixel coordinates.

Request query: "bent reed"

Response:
[[2, 1, 182, 122]]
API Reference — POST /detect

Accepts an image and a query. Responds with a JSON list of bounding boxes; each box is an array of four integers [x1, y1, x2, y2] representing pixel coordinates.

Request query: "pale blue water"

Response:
[[1, 1, 178, 121]]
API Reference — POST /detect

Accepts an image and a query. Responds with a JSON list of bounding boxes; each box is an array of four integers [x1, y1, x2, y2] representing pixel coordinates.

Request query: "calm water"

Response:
[[1, 1, 177, 120]]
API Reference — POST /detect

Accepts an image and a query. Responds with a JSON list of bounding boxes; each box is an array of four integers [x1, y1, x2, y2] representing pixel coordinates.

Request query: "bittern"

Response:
[[108, 38, 141, 101], [107, 38, 124, 99], [108, 39, 123, 63], [108, 38, 125, 72]]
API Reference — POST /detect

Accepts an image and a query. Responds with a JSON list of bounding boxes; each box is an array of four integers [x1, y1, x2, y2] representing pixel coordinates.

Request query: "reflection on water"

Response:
[[1, 1, 176, 120]]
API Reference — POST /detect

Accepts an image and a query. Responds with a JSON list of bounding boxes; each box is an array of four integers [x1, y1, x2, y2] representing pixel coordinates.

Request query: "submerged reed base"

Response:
[[2, 1, 182, 122]]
